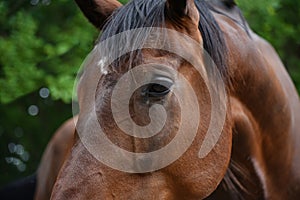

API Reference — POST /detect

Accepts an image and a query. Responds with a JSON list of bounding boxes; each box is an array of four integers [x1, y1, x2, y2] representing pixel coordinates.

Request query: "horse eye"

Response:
[[141, 76, 173, 98], [143, 77, 173, 98], [146, 83, 170, 97]]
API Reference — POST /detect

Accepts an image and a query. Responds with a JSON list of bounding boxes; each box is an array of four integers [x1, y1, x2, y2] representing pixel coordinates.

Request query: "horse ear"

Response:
[[74, 0, 122, 29], [166, 0, 197, 19]]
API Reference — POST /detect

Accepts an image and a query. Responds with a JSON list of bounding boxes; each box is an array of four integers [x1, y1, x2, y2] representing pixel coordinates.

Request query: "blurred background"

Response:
[[0, 0, 299, 186]]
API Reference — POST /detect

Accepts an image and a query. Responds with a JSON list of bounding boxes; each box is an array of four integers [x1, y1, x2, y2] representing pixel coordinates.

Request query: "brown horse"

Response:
[[34, 116, 77, 200], [49, 0, 300, 199]]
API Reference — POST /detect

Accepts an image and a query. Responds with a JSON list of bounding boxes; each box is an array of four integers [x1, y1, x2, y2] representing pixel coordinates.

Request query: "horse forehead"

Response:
[[140, 50, 182, 68], [164, 17, 202, 42]]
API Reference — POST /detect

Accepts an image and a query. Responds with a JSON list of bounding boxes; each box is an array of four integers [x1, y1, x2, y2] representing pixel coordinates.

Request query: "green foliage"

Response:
[[119, 0, 128, 4], [0, 0, 98, 104], [0, 0, 97, 185]]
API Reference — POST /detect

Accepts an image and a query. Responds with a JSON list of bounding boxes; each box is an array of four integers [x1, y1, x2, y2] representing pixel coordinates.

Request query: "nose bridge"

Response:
[[104, 172, 177, 200]]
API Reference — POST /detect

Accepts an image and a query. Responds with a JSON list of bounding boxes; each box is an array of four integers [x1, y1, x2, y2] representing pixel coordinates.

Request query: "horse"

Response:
[[48, 0, 300, 199], [34, 116, 77, 200]]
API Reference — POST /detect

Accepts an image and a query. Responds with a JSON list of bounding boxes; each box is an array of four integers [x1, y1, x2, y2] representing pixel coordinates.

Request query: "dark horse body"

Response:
[[4, 0, 299, 199]]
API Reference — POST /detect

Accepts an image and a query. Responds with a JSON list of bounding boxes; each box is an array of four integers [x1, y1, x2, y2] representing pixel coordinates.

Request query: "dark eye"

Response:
[[146, 83, 170, 97], [142, 77, 173, 98]]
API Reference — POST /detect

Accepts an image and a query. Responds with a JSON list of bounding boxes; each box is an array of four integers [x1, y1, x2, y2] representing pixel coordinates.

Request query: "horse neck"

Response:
[[219, 16, 300, 198]]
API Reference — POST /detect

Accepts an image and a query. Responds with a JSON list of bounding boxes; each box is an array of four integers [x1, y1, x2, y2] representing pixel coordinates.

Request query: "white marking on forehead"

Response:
[[97, 57, 108, 75]]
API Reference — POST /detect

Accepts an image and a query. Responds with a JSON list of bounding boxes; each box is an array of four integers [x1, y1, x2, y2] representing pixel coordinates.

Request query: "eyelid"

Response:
[[152, 76, 174, 88], [141, 76, 173, 98]]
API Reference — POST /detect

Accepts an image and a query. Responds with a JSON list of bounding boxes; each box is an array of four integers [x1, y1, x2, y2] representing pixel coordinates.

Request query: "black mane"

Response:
[[100, 0, 229, 80], [195, 0, 228, 79]]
